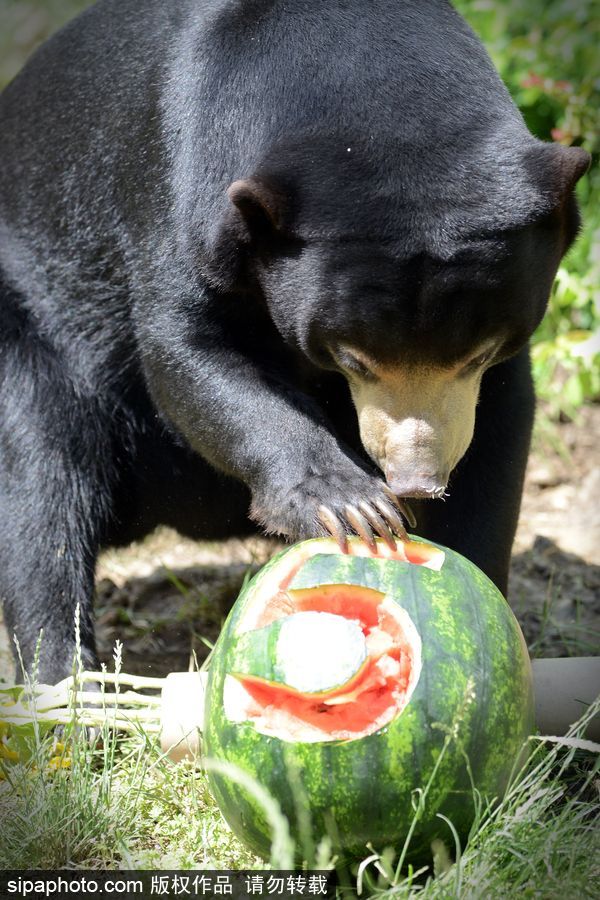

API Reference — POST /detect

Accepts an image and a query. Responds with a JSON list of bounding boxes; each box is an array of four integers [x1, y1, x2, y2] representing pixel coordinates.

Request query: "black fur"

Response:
[[0, 0, 588, 682]]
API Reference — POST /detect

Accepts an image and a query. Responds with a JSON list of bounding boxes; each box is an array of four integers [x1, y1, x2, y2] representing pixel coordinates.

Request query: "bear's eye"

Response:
[[334, 349, 375, 381], [465, 350, 493, 371]]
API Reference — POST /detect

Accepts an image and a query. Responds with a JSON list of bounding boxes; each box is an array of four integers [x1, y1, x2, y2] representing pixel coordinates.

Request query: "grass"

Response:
[[355, 709, 600, 898], [0, 640, 598, 897], [0, 642, 260, 871], [0, 727, 259, 870]]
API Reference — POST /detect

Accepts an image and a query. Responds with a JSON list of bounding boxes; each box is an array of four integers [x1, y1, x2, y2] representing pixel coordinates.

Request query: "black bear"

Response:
[[0, 0, 589, 683]]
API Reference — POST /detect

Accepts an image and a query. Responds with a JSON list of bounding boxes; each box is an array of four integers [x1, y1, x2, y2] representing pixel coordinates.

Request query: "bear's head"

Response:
[[208, 133, 589, 499]]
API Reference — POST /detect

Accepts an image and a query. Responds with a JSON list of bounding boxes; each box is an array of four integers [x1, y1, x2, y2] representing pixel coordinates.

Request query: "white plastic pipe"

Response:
[[160, 671, 207, 762], [532, 656, 600, 742]]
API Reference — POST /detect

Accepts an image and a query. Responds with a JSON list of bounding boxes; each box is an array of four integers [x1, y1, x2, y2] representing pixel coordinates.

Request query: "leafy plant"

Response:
[[453, 0, 600, 413]]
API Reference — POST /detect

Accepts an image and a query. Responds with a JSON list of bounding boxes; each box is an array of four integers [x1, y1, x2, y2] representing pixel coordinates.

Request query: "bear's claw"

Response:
[[317, 490, 415, 553], [344, 503, 379, 552], [382, 488, 417, 530], [356, 500, 397, 550], [317, 505, 349, 553]]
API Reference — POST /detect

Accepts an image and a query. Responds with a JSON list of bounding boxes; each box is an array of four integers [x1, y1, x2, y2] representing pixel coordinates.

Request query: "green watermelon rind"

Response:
[[204, 536, 534, 861]]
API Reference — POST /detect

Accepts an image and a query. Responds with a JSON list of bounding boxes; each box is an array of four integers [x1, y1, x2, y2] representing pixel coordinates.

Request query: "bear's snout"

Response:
[[346, 361, 482, 498], [384, 466, 448, 500]]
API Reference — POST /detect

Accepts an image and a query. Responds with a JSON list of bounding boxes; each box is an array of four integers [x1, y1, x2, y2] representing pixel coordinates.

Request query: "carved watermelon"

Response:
[[203, 537, 533, 862]]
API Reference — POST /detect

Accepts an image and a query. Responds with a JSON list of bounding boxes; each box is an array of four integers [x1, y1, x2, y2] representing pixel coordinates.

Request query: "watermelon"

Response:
[[203, 536, 533, 863]]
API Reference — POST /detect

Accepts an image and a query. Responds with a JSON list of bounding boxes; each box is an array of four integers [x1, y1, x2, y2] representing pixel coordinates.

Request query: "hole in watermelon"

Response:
[[224, 583, 422, 743]]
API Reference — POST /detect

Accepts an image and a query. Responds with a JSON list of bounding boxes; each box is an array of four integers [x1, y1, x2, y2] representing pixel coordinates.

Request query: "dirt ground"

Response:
[[1, 405, 599, 682]]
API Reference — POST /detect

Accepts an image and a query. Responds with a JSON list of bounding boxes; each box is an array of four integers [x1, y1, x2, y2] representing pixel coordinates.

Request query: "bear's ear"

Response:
[[522, 143, 591, 254], [550, 144, 591, 195], [203, 177, 287, 291], [227, 177, 285, 237], [529, 142, 591, 204]]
